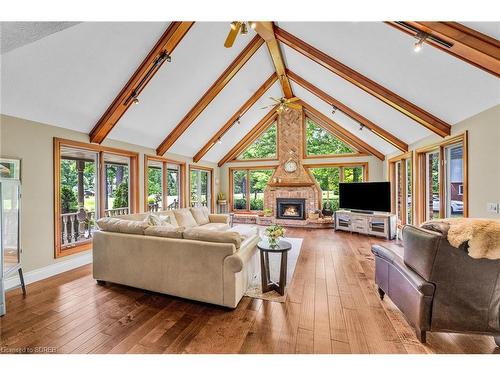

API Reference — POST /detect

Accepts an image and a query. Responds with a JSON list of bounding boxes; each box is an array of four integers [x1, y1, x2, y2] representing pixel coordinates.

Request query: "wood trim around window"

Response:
[[388, 151, 414, 225], [228, 165, 277, 212], [53, 138, 139, 258], [189, 164, 215, 213], [415, 132, 468, 224], [303, 162, 369, 182], [302, 113, 368, 159], [143, 155, 186, 212]]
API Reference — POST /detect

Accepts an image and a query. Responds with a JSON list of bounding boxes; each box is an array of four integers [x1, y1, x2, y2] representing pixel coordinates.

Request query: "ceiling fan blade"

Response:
[[260, 105, 272, 109], [286, 97, 300, 103], [224, 22, 241, 48]]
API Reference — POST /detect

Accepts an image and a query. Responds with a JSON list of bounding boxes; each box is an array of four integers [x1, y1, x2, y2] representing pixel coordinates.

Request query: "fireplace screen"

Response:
[[276, 198, 306, 220]]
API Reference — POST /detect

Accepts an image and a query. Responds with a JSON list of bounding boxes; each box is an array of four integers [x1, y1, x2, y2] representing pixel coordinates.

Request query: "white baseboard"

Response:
[[4, 252, 93, 291]]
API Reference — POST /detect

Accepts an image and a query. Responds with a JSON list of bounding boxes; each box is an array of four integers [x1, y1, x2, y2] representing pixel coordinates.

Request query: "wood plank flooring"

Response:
[[1, 228, 498, 354]]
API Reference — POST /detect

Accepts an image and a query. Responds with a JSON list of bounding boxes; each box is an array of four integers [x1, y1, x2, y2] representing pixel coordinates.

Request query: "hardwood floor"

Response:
[[1, 228, 498, 354]]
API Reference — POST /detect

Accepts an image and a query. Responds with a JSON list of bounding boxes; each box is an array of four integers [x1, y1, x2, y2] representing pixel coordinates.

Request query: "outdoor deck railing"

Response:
[[61, 207, 129, 247]]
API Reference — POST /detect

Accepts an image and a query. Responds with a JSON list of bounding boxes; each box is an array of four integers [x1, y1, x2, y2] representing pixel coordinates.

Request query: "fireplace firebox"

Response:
[[276, 198, 306, 220]]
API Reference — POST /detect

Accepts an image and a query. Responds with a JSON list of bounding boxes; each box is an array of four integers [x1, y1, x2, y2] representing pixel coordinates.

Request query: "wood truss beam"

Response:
[[252, 22, 294, 99], [89, 22, 194, 144], [192, 72, 278, 163], [275, 26, 451, 138], [387, 22, 500, 78], [218, 107, 278, 167], [301, 101, 385, 161], [287, 69, 409, 152], [156, 35, 264, 155]]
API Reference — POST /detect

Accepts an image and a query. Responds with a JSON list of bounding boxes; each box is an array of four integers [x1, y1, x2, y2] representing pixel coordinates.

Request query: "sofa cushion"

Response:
[[173, 208, 198, 228], [190, 207, 210, 225], [144, 225, 184, 239], [158, 210, 178, 227], [96, 217, 149, 235], [183, 227, 241, 249], [229, 225, 259, 239], [199, 222, 230, 231]]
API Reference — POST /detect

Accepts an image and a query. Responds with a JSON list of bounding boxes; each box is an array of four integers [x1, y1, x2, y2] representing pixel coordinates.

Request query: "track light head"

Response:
[[165, 53, 172, 63], [331, 104, 338, 115], [216, 137, 222, 145], [240, 22, 248, 35], [359, 124, 364, 131], [132, 98, 139, 104], [414, 32, 428, 52]]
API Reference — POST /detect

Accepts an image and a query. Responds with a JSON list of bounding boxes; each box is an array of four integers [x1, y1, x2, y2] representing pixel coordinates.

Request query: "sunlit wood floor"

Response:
[[1, 228, 498, 354]]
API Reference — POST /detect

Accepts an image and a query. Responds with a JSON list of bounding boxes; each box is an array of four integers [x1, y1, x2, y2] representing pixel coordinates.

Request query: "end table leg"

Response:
[[278, 252, 288, 295], [260, 250, 270, 293]]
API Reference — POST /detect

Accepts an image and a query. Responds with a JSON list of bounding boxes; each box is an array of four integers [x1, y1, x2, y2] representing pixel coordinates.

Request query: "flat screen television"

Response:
[[338, 182, 391, 213]]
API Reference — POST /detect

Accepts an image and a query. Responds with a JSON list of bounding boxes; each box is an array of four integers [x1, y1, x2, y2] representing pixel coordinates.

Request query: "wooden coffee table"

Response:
[[257, 239, 292, 296]]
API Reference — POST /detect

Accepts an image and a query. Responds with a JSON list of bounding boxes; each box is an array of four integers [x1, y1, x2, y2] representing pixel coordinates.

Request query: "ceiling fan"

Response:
[[224, 21, 252, 48], [261, 97, 302, 113]]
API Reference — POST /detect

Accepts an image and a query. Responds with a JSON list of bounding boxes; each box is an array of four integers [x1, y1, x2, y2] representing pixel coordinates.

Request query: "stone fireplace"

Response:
[[263, 107, 322, 226]]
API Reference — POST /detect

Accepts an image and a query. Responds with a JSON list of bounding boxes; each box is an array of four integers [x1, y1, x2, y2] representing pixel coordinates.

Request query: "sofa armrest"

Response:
[[372, 244, 399, 264], [224, 234, 259, 273], [209, 214, 230, 224]]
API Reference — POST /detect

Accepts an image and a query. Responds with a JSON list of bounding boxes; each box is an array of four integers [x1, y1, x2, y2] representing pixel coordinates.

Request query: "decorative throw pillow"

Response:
[[143, 213, 167, 226], [190, 207, 210, 225], [173, 208, 198, 228], [159, 210, 178, 227]]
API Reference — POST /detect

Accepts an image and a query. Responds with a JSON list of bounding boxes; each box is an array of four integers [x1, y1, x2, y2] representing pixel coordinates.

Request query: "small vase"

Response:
[[268, 236, 279, 248]]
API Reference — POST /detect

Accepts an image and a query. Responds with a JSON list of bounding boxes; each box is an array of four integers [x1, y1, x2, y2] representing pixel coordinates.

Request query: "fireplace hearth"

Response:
[[276, 198, 306, 220]]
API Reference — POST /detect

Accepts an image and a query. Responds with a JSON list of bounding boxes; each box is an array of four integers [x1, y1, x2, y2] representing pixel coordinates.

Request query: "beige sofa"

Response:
[[92, 207, 260, 308]]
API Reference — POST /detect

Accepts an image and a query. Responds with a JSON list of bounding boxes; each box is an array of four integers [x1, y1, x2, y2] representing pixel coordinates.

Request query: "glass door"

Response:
[[425, 150, 440, 221], [190, 168, 212, 211], [166, 164, 181, 210]]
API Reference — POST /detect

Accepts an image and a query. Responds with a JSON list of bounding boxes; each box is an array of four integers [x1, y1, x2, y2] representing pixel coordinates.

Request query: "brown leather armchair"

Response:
[[372, 222, 500, 346]]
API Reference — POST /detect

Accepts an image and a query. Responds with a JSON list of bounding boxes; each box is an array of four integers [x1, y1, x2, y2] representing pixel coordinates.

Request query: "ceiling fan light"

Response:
[[249, 22, 257, 30], [230, 21, 239, 30]]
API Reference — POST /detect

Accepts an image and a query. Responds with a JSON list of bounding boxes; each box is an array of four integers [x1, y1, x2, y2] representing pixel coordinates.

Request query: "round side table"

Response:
[[257, 239, 292, 296]]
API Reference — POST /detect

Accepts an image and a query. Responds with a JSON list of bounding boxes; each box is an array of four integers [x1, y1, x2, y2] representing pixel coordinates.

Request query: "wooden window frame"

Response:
[[415, 132, 468, 224], [229, 165, 277, 213], [302, 114, 367, 159], [188, 165, 215, 213], [53, 138, 139, 258], [231, 120, 279, 163], [388, 151, 414, 225], [143, 155, 186, 212]]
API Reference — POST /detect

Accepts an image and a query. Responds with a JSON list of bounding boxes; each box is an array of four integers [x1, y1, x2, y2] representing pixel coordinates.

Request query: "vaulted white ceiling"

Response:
[[1, 21, 499, 164]]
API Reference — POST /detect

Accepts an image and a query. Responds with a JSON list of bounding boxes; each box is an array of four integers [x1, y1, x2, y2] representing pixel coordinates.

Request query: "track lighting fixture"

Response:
[[216, 137, 222, 145], [359, 124, 365, 131], [237, 116, 241, 124], [331, 104, 338, 115], [240, 22, 248, 35], [414, 32, 429, 52], [124, 50, 171, 106]]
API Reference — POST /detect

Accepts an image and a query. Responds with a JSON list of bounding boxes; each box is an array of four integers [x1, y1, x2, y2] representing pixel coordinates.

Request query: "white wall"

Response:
[[0, 114, 220, 273], [383, 104, 500, 219]]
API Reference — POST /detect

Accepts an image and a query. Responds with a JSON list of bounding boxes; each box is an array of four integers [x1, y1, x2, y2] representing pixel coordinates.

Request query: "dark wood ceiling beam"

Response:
[[193, 72, 278, 163], [275, 26, 451, 137], [252, 22, 294, 99], [156, 35, 264, 155], [218, 107, 278, 167], [301, 101, 385, 161], [387, 22, 500, 77], [287, 69, 408, 152], [89, 22, 194, 144]]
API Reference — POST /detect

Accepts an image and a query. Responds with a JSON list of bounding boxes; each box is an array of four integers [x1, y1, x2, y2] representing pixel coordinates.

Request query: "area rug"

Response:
[[244, 237, 303, 303]]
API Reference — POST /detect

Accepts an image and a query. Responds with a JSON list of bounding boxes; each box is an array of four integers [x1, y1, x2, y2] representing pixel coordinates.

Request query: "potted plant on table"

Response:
[[265, 224, 286, 249]]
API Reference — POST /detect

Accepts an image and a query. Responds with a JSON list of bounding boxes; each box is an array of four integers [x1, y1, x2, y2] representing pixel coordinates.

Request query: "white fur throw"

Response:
[[424, 218, 500, 260]]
